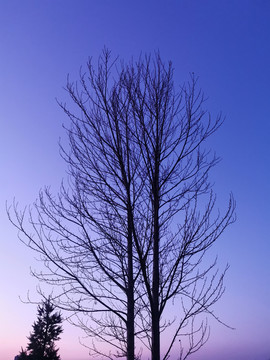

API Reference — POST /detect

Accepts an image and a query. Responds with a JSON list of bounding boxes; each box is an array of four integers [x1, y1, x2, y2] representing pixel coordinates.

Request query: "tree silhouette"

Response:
[[9, 49, 235, 360], [17, 298, 63, 360], [16, 348, 28, 360]]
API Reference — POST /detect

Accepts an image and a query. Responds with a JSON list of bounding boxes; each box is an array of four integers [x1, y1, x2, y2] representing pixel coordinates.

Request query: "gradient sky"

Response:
[[1, 1, 270, 360]]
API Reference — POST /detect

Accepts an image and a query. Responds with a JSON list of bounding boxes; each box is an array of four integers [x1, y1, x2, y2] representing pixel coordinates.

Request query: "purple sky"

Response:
[[1, 1, 270, 359]]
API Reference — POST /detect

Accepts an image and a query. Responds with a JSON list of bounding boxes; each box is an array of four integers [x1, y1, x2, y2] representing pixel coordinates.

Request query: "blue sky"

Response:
[[0, 1, 270, 359]]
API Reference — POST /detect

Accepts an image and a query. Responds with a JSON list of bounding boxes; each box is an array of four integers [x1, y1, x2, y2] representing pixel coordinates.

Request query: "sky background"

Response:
[[0, 1, 270, 359]]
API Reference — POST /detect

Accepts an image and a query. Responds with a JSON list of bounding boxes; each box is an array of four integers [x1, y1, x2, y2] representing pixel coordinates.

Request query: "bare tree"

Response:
[[121, 56, 235, 359], [10, 51, 141, 360], [9, 49, 235, 360]]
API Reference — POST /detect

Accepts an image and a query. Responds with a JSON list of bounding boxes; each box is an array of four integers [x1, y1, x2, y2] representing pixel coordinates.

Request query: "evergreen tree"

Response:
[[17, 347, 28, 360], [26, 298, 63, 360]]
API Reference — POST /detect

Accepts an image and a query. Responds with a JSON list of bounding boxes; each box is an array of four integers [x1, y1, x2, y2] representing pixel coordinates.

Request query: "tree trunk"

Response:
[[127, 206, 135, 360], [152, 198, 160, 360], [152, 142, 160, 360]]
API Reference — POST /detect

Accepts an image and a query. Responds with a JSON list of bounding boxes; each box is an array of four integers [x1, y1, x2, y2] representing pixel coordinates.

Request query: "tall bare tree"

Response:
[[121, 57, 235, 359], [9, 49, 235, 360]]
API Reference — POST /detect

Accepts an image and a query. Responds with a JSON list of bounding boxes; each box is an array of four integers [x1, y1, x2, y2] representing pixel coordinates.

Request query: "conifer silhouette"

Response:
[[18, 298, 63, 360]]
